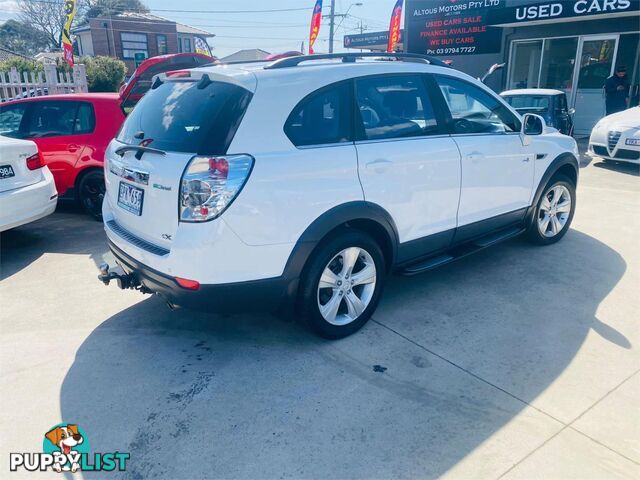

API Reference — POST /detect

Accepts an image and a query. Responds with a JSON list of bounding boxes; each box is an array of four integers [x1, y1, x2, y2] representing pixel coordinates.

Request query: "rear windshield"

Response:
[[504, 95, 550, 111], [117, 79, 252, 155]]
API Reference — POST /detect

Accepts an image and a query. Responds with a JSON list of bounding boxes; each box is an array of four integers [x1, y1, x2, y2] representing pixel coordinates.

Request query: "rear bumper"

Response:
[[108, 240, 294, 312], [0, 168, 57, 232]]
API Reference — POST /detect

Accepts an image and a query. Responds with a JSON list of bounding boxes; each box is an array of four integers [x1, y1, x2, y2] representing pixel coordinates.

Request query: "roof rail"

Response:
[[264, 52, 452, 70]]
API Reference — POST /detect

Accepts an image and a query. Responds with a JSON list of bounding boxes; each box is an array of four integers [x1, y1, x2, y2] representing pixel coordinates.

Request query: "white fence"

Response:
[[0, 64, 88, 102]]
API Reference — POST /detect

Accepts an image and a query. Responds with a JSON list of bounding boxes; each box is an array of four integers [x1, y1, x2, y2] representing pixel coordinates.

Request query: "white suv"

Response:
[[99, 53, 579, 338]]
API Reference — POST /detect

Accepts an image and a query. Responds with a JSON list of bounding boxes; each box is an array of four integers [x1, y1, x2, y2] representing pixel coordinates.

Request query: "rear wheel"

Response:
[[298, 231, 386, 339], [77, 170, 105, 221], [526, 174, 575, 245]]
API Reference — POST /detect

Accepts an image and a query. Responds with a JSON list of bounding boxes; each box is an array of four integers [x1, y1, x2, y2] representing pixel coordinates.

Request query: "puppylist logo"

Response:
[[9, 423, 130, 473]]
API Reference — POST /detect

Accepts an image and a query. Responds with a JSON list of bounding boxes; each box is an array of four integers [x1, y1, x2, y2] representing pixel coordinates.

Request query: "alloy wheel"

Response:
[[317, 247, 377, 326], [537, 184, 572, 238]]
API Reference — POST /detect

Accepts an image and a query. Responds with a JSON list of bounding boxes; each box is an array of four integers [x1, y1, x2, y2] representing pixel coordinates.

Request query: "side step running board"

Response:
[[399, 226, 524, 276]]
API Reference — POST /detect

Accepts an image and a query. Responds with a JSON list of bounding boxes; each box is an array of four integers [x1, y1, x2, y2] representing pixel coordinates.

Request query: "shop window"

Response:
[[121, 32, 148, 60], [157, 34, 168, 56], [616, 33, 640, 107]]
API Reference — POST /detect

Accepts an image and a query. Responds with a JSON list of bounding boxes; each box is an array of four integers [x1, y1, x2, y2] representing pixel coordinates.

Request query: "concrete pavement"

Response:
[[1, 154, 638, 479]]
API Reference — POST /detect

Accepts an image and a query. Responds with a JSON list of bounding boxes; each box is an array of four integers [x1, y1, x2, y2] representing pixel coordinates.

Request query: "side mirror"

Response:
[[522, 113, 544, 136], [568, 108, 576, 116]]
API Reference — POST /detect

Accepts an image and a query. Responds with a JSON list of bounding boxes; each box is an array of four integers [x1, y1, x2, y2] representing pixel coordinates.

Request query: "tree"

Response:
[[16, 0, 148, 52], [0, 19, 51, 56], [17, 0, 71, 50]]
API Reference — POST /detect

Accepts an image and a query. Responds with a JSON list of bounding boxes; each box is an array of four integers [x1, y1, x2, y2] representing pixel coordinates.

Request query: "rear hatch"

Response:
[[0, 136, 41, 193], [105, 68, 255, 251]]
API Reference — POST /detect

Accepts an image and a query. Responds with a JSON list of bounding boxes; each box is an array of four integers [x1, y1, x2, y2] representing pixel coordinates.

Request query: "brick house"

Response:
[[72, 12, 215, 74]]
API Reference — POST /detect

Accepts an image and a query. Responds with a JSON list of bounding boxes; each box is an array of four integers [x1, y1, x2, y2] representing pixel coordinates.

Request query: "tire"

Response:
[[297, 230, 386, 339], [526, 174, 576, 245], [77, 170, 105, 221]]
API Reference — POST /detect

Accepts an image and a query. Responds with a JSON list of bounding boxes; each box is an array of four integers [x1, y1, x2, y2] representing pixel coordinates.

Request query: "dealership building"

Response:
[[345, 0, 639, 134]]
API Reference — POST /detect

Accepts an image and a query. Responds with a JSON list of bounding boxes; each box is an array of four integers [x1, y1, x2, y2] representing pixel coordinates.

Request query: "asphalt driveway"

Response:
[[1, 155, 638, 479]]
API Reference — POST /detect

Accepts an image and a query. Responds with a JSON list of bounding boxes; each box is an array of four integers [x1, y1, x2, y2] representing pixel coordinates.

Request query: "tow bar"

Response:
[[98, 263, 151, 293]]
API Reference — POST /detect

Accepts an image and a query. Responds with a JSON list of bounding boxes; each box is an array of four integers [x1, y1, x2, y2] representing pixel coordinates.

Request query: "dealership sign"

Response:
[[405, 1, 505, 56], [492, 0, 639, 24], [405, 0, 639, 55], [344, 30, 404, 49]]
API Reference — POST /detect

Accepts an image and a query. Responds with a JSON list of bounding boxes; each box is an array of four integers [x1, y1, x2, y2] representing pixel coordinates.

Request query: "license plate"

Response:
[[117, 182, 144, 216], [0, 165, 15, 179], [625, 138, 640, 146]]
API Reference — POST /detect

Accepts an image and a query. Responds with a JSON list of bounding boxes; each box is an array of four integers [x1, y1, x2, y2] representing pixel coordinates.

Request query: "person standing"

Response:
[[604, 66, 629, 115]]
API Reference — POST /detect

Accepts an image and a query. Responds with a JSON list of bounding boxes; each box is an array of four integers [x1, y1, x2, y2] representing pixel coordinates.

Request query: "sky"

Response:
[[0, 0, 402, 57]]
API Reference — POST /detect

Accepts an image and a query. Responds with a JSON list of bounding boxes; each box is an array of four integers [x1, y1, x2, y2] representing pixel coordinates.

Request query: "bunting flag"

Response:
[[61, 0, 76, 67], [308, 0, 323, 55], [194, 37, 213, 58], [387, 0, 403, 53]]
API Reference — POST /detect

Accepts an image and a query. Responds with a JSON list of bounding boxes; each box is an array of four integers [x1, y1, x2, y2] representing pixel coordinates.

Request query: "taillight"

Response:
[[179, 154, 254, 222], [26, 152, 44, 170], [175, 277, 200, 290]]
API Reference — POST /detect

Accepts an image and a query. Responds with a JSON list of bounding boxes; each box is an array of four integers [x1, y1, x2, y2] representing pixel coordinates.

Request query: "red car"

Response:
[[0, 53, 214, 218]]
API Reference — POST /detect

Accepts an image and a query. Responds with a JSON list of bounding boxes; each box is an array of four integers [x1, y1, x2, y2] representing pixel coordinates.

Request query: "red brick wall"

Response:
[[88, 18, 179, 74]]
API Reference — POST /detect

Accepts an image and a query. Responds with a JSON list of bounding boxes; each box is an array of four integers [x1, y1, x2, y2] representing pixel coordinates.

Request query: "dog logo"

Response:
[[44, 424, 85, 473], [9, 422, 129, 473]]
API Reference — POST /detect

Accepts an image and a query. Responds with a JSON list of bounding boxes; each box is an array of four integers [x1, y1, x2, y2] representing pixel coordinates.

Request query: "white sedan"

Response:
[[0, 135, 57, 232], [588, 107, 640, 164]]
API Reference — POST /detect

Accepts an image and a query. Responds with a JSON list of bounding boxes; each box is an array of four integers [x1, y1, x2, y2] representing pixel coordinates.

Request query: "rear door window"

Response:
[[74, 103, 96, 134], [27, 101, 78, 137], [354, 74, 440, 140], [0, 103, 29, 138], [284, 81, 353, 147], [118, 79, 252, 154]]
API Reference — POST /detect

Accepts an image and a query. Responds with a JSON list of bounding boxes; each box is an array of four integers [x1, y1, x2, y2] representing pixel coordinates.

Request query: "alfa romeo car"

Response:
[[98, 53, 579, 338], [588, 106, 640, 164]]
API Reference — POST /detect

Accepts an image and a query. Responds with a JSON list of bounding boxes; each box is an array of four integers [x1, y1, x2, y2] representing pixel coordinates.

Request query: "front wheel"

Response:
[[297, 231, 386, 339], [526, 174, 576, 245], [78, 170, 105, 221]]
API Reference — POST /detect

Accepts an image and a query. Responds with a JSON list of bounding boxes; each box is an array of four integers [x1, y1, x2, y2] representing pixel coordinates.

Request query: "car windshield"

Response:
[[504, 95, 550, 111]]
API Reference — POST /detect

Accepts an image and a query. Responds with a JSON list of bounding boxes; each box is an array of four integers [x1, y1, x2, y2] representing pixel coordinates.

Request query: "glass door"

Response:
[[508, 41, 543, 90], [572, 35, 618, 134]]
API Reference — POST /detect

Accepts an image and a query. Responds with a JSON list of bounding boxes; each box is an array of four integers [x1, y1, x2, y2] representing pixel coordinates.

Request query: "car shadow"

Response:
[[592, 159, 640, 176], [59, 229, 627, 479], [0, 205, 103, 281]]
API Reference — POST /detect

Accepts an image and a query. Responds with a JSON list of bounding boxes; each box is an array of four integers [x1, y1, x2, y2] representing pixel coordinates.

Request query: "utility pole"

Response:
[[328, 0, 336, 54]]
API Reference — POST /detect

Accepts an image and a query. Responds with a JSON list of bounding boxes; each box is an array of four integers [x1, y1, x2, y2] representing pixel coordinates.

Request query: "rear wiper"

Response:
[[115, 145, 166, 160]]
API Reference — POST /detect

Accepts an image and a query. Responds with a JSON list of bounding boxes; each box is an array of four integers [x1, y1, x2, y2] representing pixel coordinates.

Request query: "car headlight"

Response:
[[179, 154, 254, 222]]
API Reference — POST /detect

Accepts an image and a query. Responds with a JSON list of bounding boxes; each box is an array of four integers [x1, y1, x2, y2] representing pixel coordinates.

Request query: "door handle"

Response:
[[365, 159, 392, 173], [68, 144, 80, 153]]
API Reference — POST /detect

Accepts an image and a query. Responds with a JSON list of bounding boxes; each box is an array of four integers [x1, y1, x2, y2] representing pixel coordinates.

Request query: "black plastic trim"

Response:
[[282, 201, 399, 280], [454, 207, 528, 245], [108, 240, 290, 312], [525, 152, 579, 226], [396, 229, 454, 265]]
